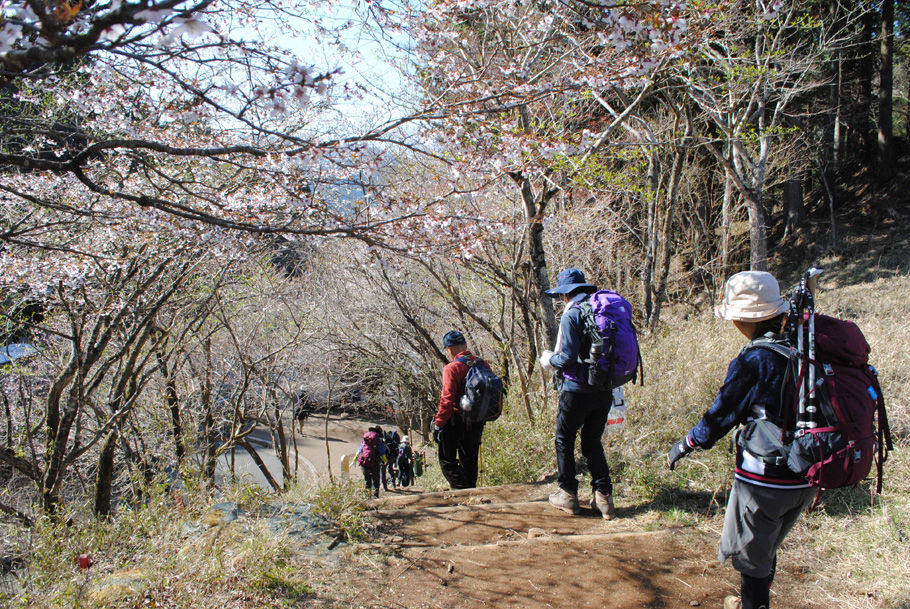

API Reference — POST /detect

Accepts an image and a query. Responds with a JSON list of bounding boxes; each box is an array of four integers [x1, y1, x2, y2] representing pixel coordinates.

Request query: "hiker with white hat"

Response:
[[667, 271, 817, 609], [397, 435, 415, 487]]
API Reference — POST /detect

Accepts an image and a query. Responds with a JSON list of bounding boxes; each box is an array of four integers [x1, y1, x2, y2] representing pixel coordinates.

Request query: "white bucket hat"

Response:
[[401, 435, 410, 444], [715, 271, 788, 321]]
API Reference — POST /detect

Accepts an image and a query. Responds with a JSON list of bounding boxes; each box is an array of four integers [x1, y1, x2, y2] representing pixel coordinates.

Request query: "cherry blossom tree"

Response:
[[409, 0, 695, 343], [0, 0, 447, 260]]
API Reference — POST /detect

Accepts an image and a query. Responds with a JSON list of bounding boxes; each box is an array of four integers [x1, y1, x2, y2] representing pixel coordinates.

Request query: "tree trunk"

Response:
[[324, 385, 335, 484], [831, 55, 843, 169], [237, 439, 281, 491], [155, 348, 184, 464], [43, 389, 80, 514], [878, 0, 895, 177], [517, 175, 558, 349], [649, 145, 685, 330], [641, 155, 659, 322], [93, 429, 118, 518], [273, 397, 291, 490], [720, 157, 734, 273], [857, 3, 876, 162], [783, 176, 805, 238], [746, 193, 768, 271], [201, 338, 217, 486], [906, 53, 910, 138]]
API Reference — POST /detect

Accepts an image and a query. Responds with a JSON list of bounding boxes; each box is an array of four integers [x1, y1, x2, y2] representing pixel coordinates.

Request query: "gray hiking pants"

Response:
[[718, 479, 816, 579]]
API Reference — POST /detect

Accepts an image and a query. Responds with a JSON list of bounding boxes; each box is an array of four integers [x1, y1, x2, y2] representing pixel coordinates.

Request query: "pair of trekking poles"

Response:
[[786, 267, 824, 433]]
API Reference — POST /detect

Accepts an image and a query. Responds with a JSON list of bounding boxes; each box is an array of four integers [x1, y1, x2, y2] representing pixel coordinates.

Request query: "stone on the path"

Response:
[[202, 502, 239, 527]]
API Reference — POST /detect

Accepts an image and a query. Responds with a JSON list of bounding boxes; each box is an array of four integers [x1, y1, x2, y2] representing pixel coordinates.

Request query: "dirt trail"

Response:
[[326, 483, 811, 609]]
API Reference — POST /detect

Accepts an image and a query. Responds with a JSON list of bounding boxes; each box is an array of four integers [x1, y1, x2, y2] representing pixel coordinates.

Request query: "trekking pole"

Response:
[[803, 268, 824, 429], [790, 273, 810, 430], [792, 268, 823, 431]]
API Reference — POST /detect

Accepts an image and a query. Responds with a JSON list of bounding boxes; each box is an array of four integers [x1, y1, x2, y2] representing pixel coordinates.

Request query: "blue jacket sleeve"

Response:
[[549, 307, 583, 370], [688, 356, 757, 449]]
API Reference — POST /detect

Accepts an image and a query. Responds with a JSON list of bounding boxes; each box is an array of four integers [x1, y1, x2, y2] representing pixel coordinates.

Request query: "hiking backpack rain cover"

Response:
[[456, 356, 505, 424], [578, 290, 642, 389], [786, 314, 892, 491]]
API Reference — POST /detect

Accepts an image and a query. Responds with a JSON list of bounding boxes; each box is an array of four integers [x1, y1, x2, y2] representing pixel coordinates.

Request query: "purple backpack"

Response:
[[573, 290, 642, 389]]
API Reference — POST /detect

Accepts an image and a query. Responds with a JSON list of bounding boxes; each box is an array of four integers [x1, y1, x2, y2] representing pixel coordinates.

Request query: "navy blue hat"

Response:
[[442, 330, 466, 348], [544, 268, 596, 296]]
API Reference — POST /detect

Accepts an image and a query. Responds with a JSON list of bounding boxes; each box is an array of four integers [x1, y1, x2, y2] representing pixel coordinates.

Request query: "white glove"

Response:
[[539, 350, 555, 373]]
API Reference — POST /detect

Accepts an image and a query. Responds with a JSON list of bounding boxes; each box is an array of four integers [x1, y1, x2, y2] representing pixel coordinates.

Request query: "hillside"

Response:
[[2, 167, 907, 609]]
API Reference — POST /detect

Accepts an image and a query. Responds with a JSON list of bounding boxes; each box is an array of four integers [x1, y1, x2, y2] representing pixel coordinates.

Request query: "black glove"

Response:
[[432, 424, 443, 444], [668, 437, 695, 471]]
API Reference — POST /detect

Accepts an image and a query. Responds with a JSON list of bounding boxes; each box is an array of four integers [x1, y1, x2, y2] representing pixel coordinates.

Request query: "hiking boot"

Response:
[[548, 489, 580, 515], [723, 596, 742, 609], [591, 490, 616, 520]]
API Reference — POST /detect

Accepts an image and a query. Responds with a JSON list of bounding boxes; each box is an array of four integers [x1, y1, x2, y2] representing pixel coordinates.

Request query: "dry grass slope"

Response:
[[2, 277, 906, 609]]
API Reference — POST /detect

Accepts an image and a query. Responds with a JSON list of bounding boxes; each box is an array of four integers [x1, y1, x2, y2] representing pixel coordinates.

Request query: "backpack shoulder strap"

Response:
[[744, 335, 797, 429], [455, 355, 477, 367], [744, 336, 791, 359]]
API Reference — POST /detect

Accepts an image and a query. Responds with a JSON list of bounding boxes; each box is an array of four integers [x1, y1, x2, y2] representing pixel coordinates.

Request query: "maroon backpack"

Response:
[[357, 431, 381, 468], [786, 315, 892, 491]]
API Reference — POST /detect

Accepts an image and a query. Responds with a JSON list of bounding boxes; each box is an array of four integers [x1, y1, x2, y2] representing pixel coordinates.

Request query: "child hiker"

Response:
[[666, 271, 817, 609]]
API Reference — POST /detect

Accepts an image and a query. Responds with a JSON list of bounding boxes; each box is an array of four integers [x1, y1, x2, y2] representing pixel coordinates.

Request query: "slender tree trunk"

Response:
[[517, 175, 557, 348], [746, 195, 768, 271], [155, 348, 184, 464], [858, 3, 876, 162], [641, 155, 659, 322], [93, 429, 118, 518], [324, 384, 335, 484], [509, 346, 535, 423], [878, 0, 895, 176], [237, 439, 281, 491], [650, 145, 685, 330], [43, 389, 80, 514], [832, 55, 843, 169], [201, 338, 217, 486], [720, 157, 734, 273], [906, 56, 910, 138], [273, 395, 290, 490], [783, 176, 805, 238]]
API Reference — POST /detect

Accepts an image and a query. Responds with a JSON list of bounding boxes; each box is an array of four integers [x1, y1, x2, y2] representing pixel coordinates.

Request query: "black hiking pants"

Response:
[[555, 389, 613, 496], [361, 464, 381, 497], [437, 413, 484, 489]]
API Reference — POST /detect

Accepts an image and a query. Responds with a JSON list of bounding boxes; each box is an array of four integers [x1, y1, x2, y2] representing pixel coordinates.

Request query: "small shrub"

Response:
[[480, 400, 554, 486], [309, 480, 373, 542]]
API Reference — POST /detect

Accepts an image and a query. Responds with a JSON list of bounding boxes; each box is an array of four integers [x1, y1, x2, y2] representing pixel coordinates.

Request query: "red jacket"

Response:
[[434, 350, 473, 427]]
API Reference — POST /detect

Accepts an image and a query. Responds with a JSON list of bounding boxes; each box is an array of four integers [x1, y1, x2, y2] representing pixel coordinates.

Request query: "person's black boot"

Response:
[[740, 573, 771, 609]]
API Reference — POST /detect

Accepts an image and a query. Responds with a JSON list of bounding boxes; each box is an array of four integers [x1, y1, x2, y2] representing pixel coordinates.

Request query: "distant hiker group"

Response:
[[420, 266, 889, 609], [356, 426, 418, 497]]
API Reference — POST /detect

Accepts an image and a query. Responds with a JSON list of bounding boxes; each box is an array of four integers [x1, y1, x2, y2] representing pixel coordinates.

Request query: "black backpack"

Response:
[[456, 356, 505, 424]]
